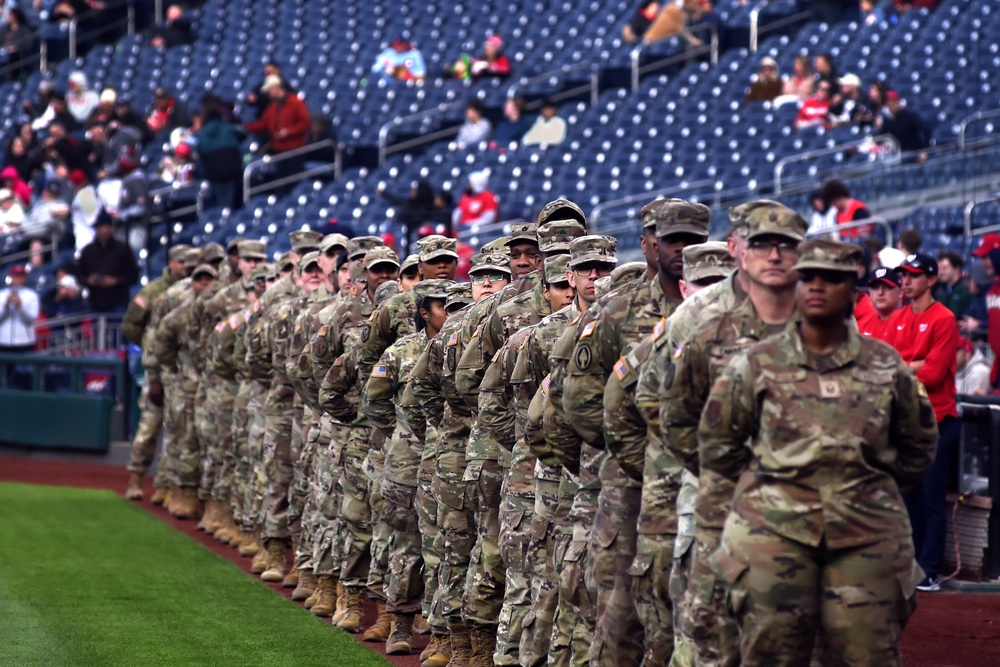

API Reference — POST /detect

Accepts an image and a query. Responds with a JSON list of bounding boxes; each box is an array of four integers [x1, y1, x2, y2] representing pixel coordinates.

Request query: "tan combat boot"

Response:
[[215, 514, 239, 544], [175, 487, 202, 520], [468, 625, 496, 667], [150, 486, 168, 505], [386, 612, 414, 655], [250, 548, 269, 574], [164, 484, 179, 513], [413, 613, 431, 635], [330, 582, 348, 624], [292, 570, 317, 601], [196, 500, 215, 531], [420, 632, 452, 667], [202, 501, 224, 533], [259, 540, 286, 582], [125, 472, 143, 501], [445, 624, 473, 667], [282, 567, 299, 588], [309, 575, 337, 616], [335, 587, 365, 633], [363, 601, 393, 642], [238, 532, 261, 558]]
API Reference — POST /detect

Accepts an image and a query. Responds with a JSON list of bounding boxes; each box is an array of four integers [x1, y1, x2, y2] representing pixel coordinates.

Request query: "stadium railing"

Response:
[[955, 395, 1000, 580], [242, 139, 343, 205], [629, 22, 720, 92], [506, 61, 601, 107], [773, 135, 902, 195], [965, 196, 1000, 239], [749, 0, 813, 53]]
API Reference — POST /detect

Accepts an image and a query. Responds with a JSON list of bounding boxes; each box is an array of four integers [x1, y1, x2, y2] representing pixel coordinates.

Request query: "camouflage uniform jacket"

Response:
[[121, 267, 178, 346], [203, 280, 252, 381], [141, 278, 193, 383], [364, 330, 429, 486], [314, 290, 374, 424], [232, 300, 264, 382], [358, 289, 418, 381], [145, 293, 199, 390], [293, 292, 345, 408], [286, 292, 336, 409], [700, 326, 938, 549]]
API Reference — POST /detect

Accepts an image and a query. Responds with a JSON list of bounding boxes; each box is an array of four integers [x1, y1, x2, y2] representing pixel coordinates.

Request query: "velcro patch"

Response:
[[491, 349, 503, 363], [228, 314, 240, 329], [614, 357, 630, 381], [652, 317, 665, 341], [447, 332, 459, 346], [673, 342, 685, 359], [371, 364, 388, 378], [541, 374, 552, 394], [579, 322, 596, 339], [472, 323, 483, 339], [133, 296, 148, 309]]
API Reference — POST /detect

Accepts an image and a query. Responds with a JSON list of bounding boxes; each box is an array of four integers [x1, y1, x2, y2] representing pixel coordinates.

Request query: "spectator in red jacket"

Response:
[[452, 169, 498, 228], [821, 179, 872, 239], [856, 266, 901, 341], [243, 76, 311, 181], [794, 81, 832, 130], [885, 252, 959, 592], [970, 232, 1000, 388]]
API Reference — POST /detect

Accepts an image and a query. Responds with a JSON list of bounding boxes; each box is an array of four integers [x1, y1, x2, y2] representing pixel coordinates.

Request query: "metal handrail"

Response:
[[774, 135, 901, 195], [242, 139, 342, 205], [590, 179, 718, 230], [377, 100, 468, 166], [965, 196, 1000, 238], [630, 22, 719, 92], [506, 61, 600, 107], [0, 232, 61, 265], [68, 0, 137, 59], [750, 2, 811, 52], [959, 108, 1000, 151], [807, 216, 892, 245]]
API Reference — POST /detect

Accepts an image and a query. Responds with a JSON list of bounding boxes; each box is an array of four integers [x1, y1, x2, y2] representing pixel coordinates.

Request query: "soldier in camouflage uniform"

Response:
[[563, 200, 709, 666], [603, 242, 733, 667], [702, 240, 937, 666], [123, 244, 190, 500], [146, 264, 218, 518], [411, 250, 511, 667], [399, 253, 421, 290], [364, 279, 454, 655], [663, 203, 807, 667]]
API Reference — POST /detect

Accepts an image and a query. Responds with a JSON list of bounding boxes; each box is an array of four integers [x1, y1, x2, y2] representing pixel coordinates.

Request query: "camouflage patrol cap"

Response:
[[745, 204, 808, 242], [183, 248, 201, 268], [597, 261, 647, 297], [445, 283, 474, 311], [238, 240, 267, 260], [263, 264, 278, 281], [683, 242, 735, 283], [653, 199, 711, 239], [226, 236, 246, 254], [730, 200, 798, 239], [192, 263, 218, 279], [543, 255, 571, 285], [400, 254, 420, 274], [200, 242, 226, 263], [349, 258, 366, 282], [507, 223, 538, 246], [277, 252, 294, 272], [535, 198, 587, 228], [568, 235, 618, 269], [418, 235, 459, 262], [289, 229, 323, 253], [537, 219, 587, 253], [792, 239, 864, 274], [480, 236, 511, 253], [347, 235, 385, 260], [363, 246, 401, 271], [168, 244, 191, 262], [469, 252, 511, 275], [298, 251, 321, 271], [374, 280, 401, 306], [320, 233, 349, 254], [249, 263, 270, 281], [414, 278, 455, 302], [640, 199, 667, 229]]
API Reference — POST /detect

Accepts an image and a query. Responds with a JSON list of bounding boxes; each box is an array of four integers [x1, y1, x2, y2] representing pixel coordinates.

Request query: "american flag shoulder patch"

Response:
[[368, 310, 377, 322], [579, 321, 596, 339], [133, 295, 148, 309], [447, 332, 459, 346], [371, 364, 388, 378], [652, 317, 666, 341], [541, 374, 552, 394], [228, 314, 240, 329], [673, 342, 685, 359], [214, 322, 226, 333], [491, 349, 502, 363], [472, 323, 483, 339], [614, 357, 630, 381]]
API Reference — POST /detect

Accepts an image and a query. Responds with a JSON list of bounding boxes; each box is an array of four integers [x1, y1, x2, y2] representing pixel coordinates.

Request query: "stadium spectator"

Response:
[[0, 7, 36, 81], [444, 34, 512, 82], [242, 76, 311, 180], [686, 0, 723, 48], [894, 0, 939, 12], [886, 252, 960, 592], [829, 73, 871, 127], [376, 180, 437, 250], [19, 181, 69, 267], [371, 34, 427, 82], [150, 4, 193, 49], [933, 251, 973, 319], [814, 52, 840, 96], [967, 233, 1000, 388], [455, 100, 492, 149], [794, 81, 832, 130], [85, 87, 118, 130], [860, 0, 886, 26], [806, 188, 838, 239], [65, 71, 99, 126], [453, 169, 498, 228], [857, 266, 901, 341], [521, 98, 567, 146], [1, 165, 32, 206], [0, 187, 25, 235], [956, 337, 992, 396], [622, 1, 662, 43], [147, 87, 191, 137], [111, 96, 151, 142], [491, 96, 532, 147], [4, 135, 33, 183], [70, 169, 99, 251], [898, 227, 923, 255], [108, 150, 150, 250], [40, 263, 78, 317], [22, 79, 55, 122], [245, 61, 291, 121], [821, 179, 872, 239], [781, 54, 814, 102], [744, 56, 782, 104], [878, 90, 931, 157], [302, 114, 339, 167], [76, 209, 139, 314], [0, 265, 39, 361], [158, 141, 196, 184], [196, 106, 245, 210], [31, 92, 78, 133]]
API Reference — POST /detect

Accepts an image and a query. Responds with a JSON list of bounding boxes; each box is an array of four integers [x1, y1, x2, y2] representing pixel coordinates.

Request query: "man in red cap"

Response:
[[884, 252, 959, 592], [956, 337, 992, 396], [856, 266, 901, 341], [970, 233, 1000, 389]]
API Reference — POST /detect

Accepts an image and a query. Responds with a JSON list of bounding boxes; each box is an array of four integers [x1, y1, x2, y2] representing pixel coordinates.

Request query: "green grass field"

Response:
[[0, 482, 390, 667]]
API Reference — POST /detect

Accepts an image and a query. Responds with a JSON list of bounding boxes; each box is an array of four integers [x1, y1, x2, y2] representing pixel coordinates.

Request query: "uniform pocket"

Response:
[[462, 459, 485, 483], [593, 520, 619, 550], [711, 547, 750, 618], [628, 551, 654, 577], [896, 558, 924, 624], [381, 479, 416, 510]]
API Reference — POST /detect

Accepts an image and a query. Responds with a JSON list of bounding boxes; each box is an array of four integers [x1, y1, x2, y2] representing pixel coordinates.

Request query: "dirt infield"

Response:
[[3, 453, 1000, 667]]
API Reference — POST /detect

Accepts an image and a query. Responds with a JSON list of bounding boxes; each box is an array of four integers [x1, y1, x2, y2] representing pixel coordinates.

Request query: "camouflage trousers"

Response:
[[684, 525, 739, 667], [547, 529, 574, 667], [586, 485, 644, 666], [238, 387, 267, 531], [294, 413, 324, 572], [433, 448, 475, 626], [286, 405, 308, 542], [630, 533, 676, 667], [366, 448, 390, 601], [382, 478, 424, 614], [559, 518, 597, 667], [199, 377, 235, 502], [462, 458, 505, 627], [261, 399, 295, 543], [337, 428, 373, 590], [495, 497, 535, 665], [668, 471, 698, 667], [311, 418, 347, 578], [417, 456, 446, 632], [153, 375, 179, 488], [171, 380, 201, 488], [520, 474, 561, 667], [228, 380, 254, 524], [126, 381, 163, 476], [717, 514, 921, 667]]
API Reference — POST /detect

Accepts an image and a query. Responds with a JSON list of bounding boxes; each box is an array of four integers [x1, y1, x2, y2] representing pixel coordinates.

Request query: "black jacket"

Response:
[[76, 235, 139, 312]]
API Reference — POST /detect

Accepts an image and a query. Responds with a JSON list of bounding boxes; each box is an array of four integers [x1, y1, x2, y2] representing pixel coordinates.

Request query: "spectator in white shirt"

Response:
[[956, 337, 993, 396], [455, 100, 492, 149], [0, 265, 39, 352], [521, 98, 567, 146]]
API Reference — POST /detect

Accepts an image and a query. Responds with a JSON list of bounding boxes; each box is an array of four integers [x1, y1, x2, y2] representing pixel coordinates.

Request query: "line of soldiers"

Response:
[[120, 194, 936, 667]]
